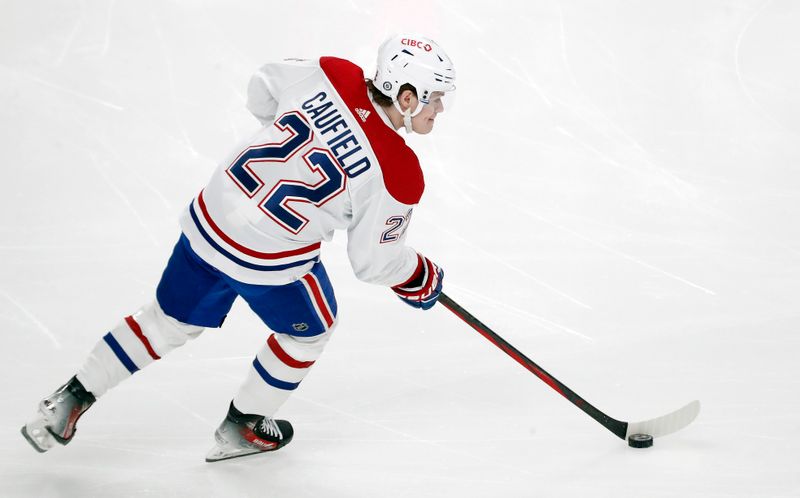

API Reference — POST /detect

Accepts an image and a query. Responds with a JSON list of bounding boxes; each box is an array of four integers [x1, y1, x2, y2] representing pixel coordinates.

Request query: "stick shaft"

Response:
[[438, 292, 628, 439]]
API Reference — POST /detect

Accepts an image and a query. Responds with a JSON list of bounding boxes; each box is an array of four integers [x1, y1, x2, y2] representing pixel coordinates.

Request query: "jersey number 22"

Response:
[[226, 111, 346, 234]]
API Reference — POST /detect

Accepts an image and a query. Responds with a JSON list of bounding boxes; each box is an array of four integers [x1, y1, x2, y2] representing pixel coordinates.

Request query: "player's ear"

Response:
[[397, 89, 417, 112]]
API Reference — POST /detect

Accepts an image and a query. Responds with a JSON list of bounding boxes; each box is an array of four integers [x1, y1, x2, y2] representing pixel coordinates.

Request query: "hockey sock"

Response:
[[76, 301, 203, 397], [233, 331, 331, 417]]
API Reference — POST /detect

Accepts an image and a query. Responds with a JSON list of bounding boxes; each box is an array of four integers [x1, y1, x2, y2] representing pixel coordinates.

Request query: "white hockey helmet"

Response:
[[373, 34, 456, 106]]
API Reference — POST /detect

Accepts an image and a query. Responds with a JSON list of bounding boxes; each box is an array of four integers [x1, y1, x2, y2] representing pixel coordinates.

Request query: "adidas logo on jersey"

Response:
[[355, 107, 371, 122]]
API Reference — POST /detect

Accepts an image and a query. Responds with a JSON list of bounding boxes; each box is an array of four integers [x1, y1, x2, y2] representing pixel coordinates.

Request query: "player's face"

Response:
[[412, 92, 446, 135]]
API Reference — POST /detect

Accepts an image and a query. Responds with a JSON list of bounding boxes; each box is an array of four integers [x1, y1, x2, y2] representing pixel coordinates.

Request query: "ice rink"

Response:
[[2, 1, 799, 496]]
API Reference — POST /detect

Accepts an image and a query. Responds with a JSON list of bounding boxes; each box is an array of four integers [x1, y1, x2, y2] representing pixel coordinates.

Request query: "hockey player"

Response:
[[21, 34, 456, 462]]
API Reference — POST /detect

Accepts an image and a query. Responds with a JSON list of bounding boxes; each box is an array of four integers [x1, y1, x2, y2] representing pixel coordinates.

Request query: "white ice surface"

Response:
[[2, 1, 799, 497]]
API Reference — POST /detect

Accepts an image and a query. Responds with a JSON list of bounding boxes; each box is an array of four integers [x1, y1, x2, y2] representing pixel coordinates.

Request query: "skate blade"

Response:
[[205, 444, 271, 463], [20, 424, 54, 453]]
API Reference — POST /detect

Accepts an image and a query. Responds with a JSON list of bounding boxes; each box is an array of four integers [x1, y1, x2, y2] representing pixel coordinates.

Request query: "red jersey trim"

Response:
[[319, 57, 424, 206], [197, 190, 321, 260]]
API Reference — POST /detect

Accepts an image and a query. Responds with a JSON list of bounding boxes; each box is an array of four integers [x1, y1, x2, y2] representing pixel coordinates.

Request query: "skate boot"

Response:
[[21, 376, 96, 453], [205, 402, 294, 462]]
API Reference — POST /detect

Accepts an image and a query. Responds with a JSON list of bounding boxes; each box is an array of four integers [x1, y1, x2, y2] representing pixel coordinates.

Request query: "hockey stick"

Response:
[[438, 292, 700, 441]]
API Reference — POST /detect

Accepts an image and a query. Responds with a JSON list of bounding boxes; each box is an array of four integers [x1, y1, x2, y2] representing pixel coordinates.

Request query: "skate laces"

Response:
[[258, 418, 283, 440]]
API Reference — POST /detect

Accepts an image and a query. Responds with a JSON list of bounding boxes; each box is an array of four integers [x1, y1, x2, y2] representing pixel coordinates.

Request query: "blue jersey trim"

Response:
[[188, 203, 317, 272]]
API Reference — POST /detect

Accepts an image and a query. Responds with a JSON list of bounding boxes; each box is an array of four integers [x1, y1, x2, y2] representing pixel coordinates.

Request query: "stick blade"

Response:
[[625, 400, 701, 439]]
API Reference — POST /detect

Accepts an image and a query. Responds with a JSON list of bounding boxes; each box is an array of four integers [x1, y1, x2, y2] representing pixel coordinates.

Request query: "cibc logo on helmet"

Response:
[[401, 38, 432, 52]]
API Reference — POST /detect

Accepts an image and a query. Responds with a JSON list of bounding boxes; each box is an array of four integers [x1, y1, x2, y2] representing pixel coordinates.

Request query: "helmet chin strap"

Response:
[[393, 99, 425, 134]]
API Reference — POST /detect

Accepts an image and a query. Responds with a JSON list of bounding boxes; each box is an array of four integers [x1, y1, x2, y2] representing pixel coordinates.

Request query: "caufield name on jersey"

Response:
[[301, 91, 371, 178]]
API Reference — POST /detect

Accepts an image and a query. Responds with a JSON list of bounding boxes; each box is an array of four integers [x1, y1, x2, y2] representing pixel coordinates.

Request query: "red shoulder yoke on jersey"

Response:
[[319, 57, 424, 206]]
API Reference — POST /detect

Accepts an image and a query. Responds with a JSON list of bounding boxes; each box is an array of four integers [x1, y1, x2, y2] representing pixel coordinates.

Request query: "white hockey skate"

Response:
[[205, 403, 294, 462], [21, 376, 96, 453]]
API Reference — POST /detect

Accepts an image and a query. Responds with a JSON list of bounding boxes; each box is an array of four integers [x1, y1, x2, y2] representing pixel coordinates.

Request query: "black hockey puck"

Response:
[[627, 433, 653, 448]]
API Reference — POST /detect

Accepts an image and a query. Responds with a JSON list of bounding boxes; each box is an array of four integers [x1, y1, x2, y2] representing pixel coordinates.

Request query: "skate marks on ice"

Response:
[[0, 288, 61, 349]]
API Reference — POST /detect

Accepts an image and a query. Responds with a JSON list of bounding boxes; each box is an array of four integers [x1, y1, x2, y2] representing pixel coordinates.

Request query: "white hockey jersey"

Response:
[[179, 57, 423, 287]]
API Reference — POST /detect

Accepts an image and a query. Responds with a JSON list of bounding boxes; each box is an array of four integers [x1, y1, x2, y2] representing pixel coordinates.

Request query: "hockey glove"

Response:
[[391, 253, 443, 310]]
